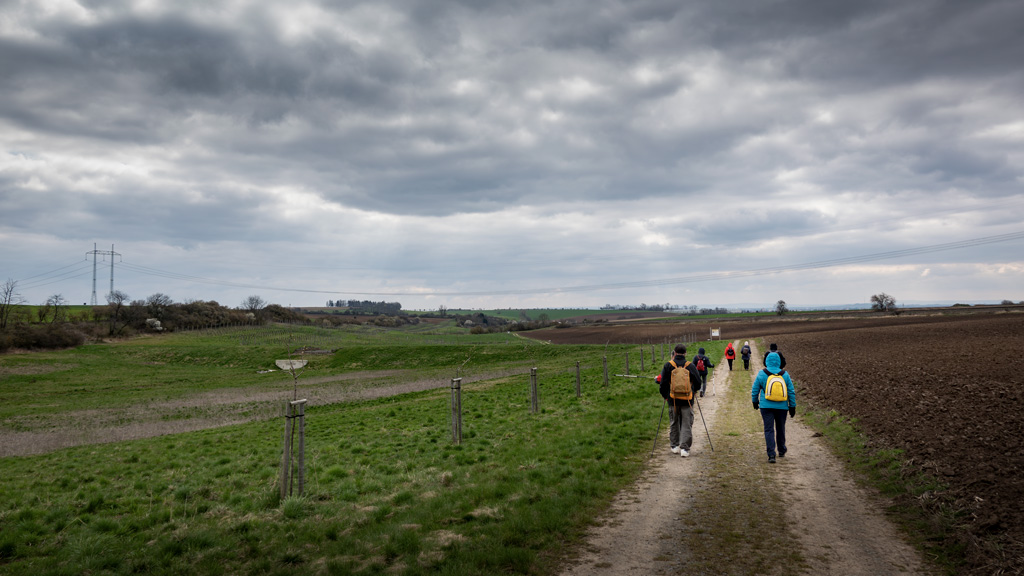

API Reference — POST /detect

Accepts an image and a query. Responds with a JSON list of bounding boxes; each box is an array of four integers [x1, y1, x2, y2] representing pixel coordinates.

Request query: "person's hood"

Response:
[[765, 352, 782, 373], [726, 343, 733, 349]]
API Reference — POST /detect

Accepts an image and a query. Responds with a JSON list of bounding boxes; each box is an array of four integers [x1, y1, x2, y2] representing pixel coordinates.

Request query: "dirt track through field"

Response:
[[558, 342, 932, 575], [559, 353, 724, 575], [0, 369, 520, 458]]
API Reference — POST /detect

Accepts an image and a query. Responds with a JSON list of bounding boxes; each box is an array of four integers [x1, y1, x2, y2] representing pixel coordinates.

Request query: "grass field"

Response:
[[0, 323, 724, 575]]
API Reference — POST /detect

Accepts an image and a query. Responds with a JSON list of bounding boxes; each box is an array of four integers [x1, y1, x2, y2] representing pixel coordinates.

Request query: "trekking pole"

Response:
[[694, 398, 714, 452], [650, 399, 666, 458]]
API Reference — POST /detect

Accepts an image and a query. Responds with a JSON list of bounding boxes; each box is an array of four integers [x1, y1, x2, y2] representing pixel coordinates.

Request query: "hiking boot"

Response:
[[768, 455, 776, 464], [680, 448, 689, 457], [670, 445, 680, 454], [779, 450, 787, 458]]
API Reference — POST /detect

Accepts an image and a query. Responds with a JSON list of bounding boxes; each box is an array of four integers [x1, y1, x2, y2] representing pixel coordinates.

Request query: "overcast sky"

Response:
[[2, 0, 1023, 311]]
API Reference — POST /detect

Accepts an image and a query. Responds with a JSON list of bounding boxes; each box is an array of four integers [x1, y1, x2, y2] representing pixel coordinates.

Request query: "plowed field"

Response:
[[527, 311, 1024, 573]]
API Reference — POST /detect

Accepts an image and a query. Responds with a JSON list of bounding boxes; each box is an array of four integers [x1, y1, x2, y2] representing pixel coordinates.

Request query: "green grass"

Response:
[[0, 324, 699, 575]]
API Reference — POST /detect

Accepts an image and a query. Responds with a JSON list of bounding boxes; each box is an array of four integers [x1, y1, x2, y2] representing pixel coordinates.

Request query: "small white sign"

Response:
[[275, 359, 308, 371]]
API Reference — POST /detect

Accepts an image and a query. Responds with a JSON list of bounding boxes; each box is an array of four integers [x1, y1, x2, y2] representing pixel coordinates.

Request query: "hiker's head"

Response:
[[674, 344, 687, 355], [766, 352, 782, 371], [769, 343, 778, 351], [698, 347, 705, 355]]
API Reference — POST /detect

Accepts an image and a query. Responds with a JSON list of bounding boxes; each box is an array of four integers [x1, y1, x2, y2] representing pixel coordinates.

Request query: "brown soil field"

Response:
[[527, 311, 1024, 574]]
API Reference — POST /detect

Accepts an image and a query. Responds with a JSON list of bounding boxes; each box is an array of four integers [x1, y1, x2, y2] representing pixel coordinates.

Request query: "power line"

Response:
[[16, 262, 95, 291], [115, 229, 1024, 298]]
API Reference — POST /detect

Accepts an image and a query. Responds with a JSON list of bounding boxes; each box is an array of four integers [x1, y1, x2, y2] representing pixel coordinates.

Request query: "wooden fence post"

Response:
[[575, 361, 581, 398], [450, 378, 462, 444], [530, 368, 539, 413]]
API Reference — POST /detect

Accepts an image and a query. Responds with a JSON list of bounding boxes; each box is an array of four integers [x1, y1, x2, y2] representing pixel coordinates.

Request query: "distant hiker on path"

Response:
[[740, 341, 752, 370], [692, 347, 715, 397], [724, 342, 736, 371], [659, 344, 703, 457], [762, 342, 787, 370], [751, 351, 796, 463]]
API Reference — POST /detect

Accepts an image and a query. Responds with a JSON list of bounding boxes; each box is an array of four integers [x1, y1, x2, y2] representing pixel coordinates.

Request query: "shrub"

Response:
[[10, 323, 87, 350]]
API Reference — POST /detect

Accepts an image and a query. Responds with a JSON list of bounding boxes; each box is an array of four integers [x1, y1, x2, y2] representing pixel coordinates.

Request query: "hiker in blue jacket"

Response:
[[751, 351, 796, 463], [691, 347, 715, 397]]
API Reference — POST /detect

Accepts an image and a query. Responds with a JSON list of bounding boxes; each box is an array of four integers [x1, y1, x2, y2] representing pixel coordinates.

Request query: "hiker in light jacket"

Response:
[[659, 344, 703, 458], [751, 351, 796, 463], [691, 347, 715, 397], [740, 341, 752, 370]]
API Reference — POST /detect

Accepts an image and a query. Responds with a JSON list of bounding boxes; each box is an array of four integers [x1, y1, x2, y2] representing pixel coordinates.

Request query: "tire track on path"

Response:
[[763, 342, 933, 575]]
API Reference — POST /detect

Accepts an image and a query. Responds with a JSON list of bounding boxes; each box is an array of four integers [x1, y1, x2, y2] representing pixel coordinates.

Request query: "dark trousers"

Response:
[[726, 358, 734, 370], [742, 357, 750, 370], [760, 408, 788, 457]]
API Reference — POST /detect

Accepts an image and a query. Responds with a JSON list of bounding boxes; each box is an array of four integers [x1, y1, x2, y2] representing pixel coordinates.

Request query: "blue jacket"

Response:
[[751, 352, 795, 410]]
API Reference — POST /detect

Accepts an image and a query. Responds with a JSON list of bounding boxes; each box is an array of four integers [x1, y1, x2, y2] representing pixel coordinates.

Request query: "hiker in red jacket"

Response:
[[724, 342, 736, 371]]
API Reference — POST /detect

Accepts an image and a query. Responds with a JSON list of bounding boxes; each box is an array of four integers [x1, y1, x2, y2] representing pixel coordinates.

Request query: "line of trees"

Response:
[[325, 300, 404, 315]]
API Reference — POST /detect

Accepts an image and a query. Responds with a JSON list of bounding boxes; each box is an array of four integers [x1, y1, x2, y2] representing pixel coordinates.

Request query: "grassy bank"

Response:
[[0, 325, 703, 575]]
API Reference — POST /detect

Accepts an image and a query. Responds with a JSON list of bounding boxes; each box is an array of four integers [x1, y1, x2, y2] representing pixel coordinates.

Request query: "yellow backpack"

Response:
[[764, 370, 788, 402]]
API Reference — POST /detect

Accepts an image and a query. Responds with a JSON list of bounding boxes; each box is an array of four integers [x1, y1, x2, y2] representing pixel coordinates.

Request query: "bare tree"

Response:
[[106, 290, 131, 335], [0, 278, 25, 330], [44, 294, 68, 324], [775, 300, 788, 316], [242, 295, 267, 321], [870, 293, 897, 313], [146, 293, 174, 319]]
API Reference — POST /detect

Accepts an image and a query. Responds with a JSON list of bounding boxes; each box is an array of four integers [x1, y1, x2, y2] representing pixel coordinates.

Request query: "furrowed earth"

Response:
[[526, 310, 1024, 574]]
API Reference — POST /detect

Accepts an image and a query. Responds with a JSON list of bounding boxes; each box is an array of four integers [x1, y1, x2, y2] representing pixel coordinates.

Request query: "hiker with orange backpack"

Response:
[[751, 351, 796, 463], [659, 344, 703, 457]]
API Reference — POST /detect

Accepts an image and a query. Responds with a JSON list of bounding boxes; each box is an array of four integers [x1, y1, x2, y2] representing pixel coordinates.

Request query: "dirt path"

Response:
[[559, 355, 724, 575], [558, 341, 933, 575]]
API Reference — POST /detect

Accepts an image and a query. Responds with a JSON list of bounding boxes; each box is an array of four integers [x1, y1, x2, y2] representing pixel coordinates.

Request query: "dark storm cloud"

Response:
[[689, 0, 1024, 89], [2, 0, 1023, 308]]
